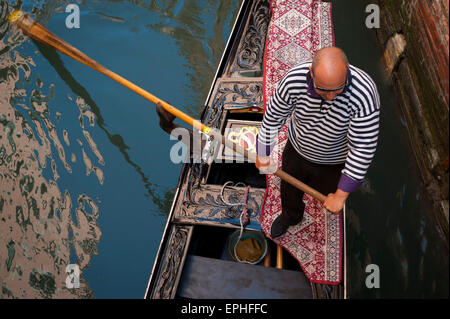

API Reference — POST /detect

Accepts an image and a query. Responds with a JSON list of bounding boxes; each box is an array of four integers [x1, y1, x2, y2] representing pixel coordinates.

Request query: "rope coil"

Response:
[[220, 182, 256, 264]]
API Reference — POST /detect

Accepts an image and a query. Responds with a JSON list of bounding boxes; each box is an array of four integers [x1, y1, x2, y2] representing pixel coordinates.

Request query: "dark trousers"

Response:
[[280, 139, 345, 225]]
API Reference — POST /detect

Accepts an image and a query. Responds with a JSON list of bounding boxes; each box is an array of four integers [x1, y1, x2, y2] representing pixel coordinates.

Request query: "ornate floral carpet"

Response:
[[260, 0, 342, 285]]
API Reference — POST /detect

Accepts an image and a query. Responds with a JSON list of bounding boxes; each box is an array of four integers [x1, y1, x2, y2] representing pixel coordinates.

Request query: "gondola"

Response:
[[144, 0, 346, 300]]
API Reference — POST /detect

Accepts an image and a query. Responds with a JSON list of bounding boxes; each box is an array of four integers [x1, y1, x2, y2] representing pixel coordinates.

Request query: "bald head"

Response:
[[311, 47, 348, 73], [310, 47, 349, 100]]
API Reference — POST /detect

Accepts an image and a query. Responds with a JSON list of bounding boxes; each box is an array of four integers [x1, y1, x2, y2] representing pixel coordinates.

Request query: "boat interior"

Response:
[[145, 0, 344, 300]]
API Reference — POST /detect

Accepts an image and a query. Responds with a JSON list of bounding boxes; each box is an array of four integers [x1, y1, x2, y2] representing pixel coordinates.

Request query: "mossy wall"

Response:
[[370, 0, 449, 241]]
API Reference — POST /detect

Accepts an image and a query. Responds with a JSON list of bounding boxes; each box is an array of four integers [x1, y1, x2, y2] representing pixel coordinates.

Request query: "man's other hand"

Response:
[[323, 189, 349, 214], [255, 155, 277, 174]]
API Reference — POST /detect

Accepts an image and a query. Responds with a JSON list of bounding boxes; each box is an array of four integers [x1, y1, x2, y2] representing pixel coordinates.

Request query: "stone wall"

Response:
[[370, 0, 449, 241]]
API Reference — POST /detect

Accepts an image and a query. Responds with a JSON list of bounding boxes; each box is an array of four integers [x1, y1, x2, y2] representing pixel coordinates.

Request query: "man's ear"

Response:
[[309, 66, 313, 78]]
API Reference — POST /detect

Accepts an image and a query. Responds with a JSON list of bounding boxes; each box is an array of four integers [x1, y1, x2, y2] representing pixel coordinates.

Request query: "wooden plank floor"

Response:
[[177, 255, 313, 299]]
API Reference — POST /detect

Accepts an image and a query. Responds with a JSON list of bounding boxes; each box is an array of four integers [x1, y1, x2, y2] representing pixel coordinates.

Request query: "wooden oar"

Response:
[[9, 10, 327, 203], [9, 11, 206, 133]]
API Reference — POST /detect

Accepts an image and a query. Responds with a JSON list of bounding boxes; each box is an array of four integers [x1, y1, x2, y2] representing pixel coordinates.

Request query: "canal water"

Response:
[[0, 0, 447, 298]]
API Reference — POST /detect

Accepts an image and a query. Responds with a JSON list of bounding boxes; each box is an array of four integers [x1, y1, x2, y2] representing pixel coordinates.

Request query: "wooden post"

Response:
[[276, 245, 283, 269]]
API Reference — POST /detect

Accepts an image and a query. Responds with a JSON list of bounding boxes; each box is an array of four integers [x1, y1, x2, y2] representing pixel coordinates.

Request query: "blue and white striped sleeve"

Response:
[[256, 73, 295, 157], [338, 73, 380, 192]]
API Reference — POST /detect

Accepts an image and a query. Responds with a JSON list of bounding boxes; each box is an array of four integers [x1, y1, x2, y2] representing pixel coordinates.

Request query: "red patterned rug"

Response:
[[260, 0, 342, 285]]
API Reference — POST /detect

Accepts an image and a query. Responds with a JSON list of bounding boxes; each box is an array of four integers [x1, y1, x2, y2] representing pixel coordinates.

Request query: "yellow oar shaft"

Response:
[[10, 10, 328, 203], [11, 11, 207, 134]]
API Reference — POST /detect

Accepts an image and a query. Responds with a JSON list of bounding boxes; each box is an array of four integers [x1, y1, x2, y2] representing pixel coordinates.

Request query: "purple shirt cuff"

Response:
[[338, 174, 363, 193], [256, 138, 274, 157]]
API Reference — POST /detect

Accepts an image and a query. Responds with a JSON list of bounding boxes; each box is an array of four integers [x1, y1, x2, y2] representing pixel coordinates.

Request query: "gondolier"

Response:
[[256, 46, 380, 238]]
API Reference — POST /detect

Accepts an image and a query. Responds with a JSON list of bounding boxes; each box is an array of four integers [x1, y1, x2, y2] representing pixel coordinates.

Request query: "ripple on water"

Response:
[[0, 2, 105, 298]]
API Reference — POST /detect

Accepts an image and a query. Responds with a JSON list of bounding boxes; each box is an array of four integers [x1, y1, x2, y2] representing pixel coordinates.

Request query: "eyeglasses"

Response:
[[312, 71, 349, 92]]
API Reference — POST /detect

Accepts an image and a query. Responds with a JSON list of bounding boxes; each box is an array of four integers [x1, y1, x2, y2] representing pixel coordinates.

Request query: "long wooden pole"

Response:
[[9, 11, 207, 134], [10, 11, 327, 203]]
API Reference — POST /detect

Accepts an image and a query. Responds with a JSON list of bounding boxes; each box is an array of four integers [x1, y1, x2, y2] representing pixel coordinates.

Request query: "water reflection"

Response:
[[32, 39, 171, 211], [1, 0, 170, 298], [1, 0, 237, 298], [0, 0, 101, 298], [145, 0, 240, 115]]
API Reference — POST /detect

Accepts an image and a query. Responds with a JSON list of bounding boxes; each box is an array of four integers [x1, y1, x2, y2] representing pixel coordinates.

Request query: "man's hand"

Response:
[[156, 102, 176, 133], [323, 189, 349, 214], [255, 155, 277, 174]]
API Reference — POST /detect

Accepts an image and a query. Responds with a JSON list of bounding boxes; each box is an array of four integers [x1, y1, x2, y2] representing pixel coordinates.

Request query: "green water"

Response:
[[0, 0, 447, 299]]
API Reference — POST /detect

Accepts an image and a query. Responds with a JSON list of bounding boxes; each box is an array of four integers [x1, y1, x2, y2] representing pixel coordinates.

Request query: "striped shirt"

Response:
[[257, 61, 380, 192]]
